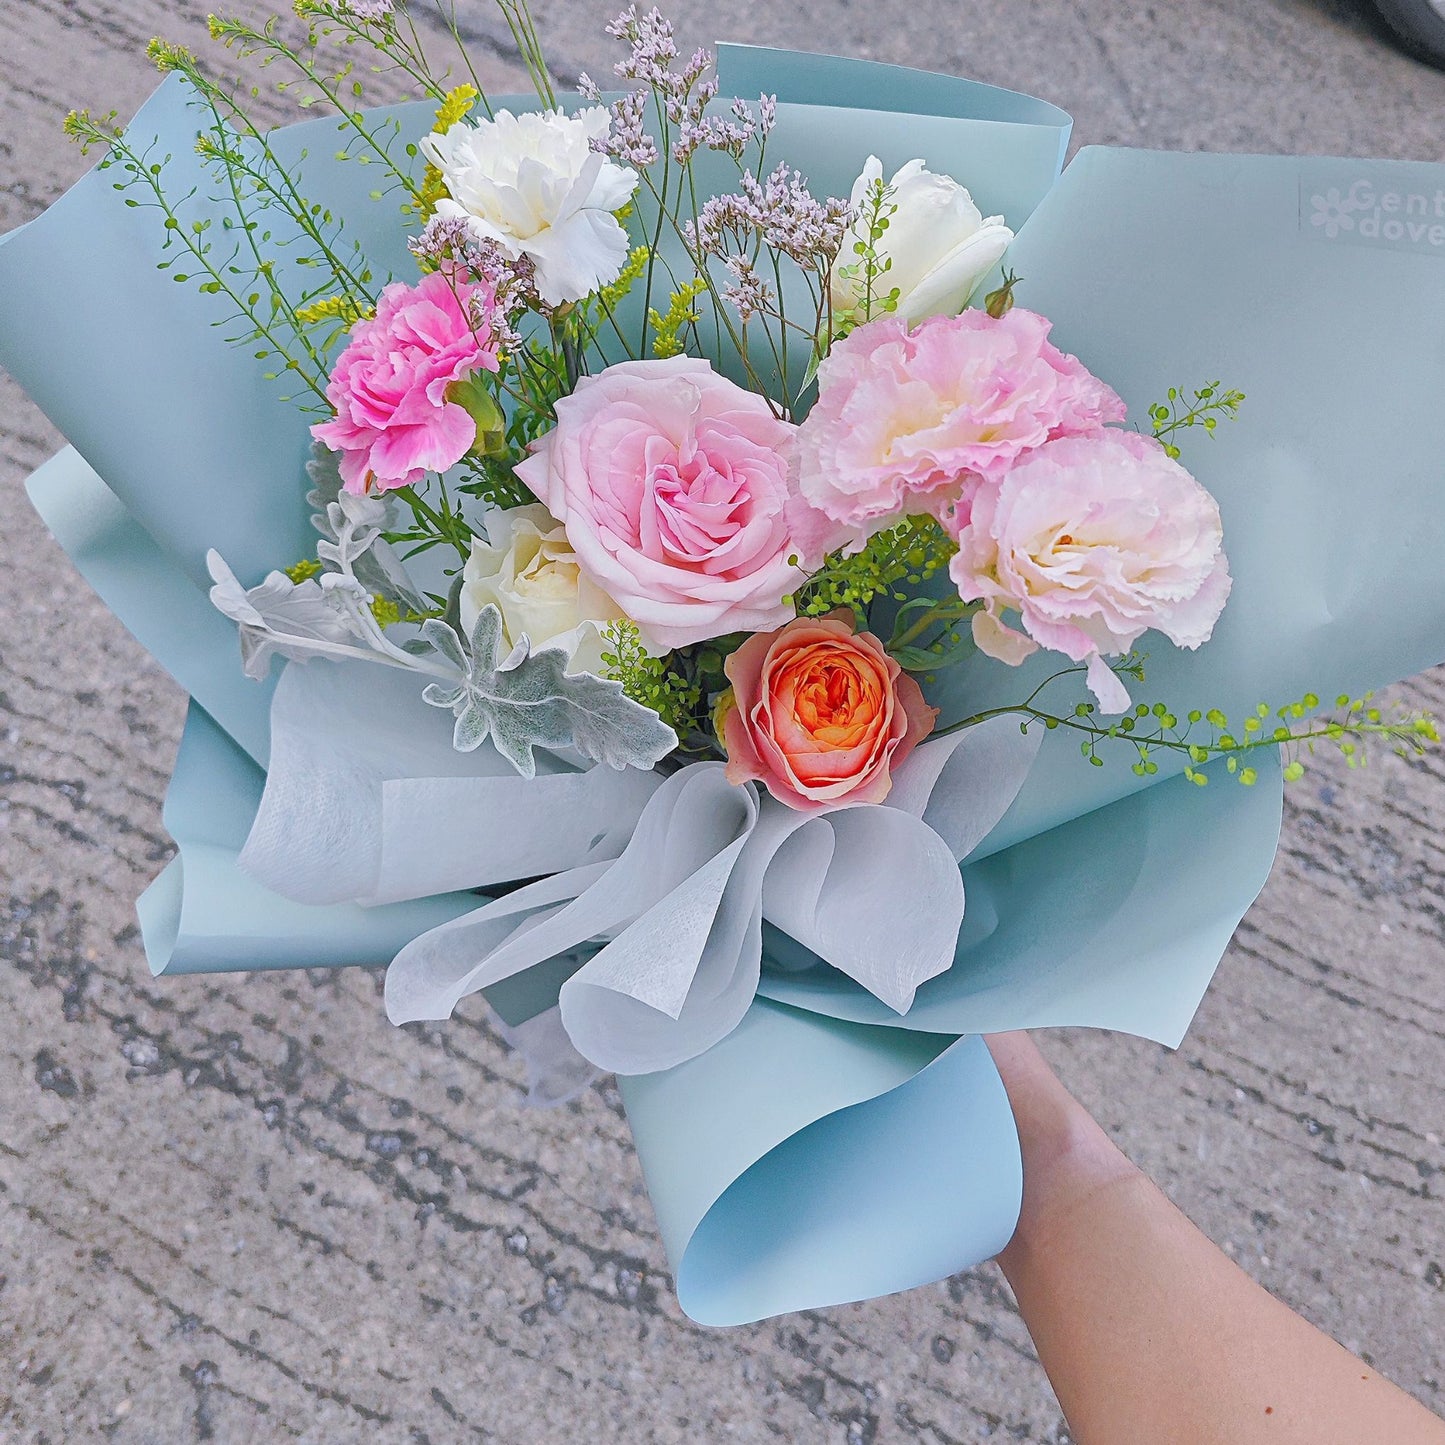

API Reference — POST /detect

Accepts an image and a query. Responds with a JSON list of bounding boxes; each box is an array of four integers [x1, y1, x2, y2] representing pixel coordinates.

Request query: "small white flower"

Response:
[[459, 505, 623, 675], [420, 108, 638, 307], [831, 156, 1013, 329], [1310, 187, 1358, 240]]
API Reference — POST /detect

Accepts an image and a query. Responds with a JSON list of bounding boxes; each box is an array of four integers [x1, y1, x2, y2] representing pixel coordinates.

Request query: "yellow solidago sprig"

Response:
[[599, 244, 651, 313], [648, 277, 707, 358], [295, 294, 371, 327], [294, 293, 373, 350], [434, 83, 480, 133], [370, 595, 402, 627], [413, 85, 480, 221], [284, 557, 323, 583]]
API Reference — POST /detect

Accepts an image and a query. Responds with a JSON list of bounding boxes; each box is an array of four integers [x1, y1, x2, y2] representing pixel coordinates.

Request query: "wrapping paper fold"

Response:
[[953, 147, 1445, 857], [136, 699, 483, 975], [4, 48, 1444, 1324], [620, 1009, 1019, 1325]]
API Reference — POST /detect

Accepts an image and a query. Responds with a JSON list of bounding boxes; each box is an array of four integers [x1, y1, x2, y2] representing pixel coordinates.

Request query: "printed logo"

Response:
[[1301, 170, 1445, 256]]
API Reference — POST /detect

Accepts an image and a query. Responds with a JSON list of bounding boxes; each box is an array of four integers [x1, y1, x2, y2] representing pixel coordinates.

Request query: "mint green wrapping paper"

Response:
[[714, 44, 1071, 228], [24, 448, 276, 767], [3, 49, 1441, 1324], [619, 1012, 1018, 1326], [941, 146, 1445, 858], [137, 699, 482, 974], [760, 749, 1284, 1046]]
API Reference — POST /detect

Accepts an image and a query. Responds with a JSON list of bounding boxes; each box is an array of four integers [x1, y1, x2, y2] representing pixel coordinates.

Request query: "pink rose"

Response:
[[515, 357, 822, 651], [312, 269, 500, 495], [794, 308, 1126, 552], [720, 611, 938, 811], [950, 431, 1232, 713]]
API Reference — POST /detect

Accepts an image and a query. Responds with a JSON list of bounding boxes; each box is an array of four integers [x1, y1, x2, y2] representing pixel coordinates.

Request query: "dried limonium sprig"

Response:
[[690, 163, 851, 272], [409, 215, 539, 344], [595, 87, 660, 167], [593, 8, 776, 169], [676, 95, 766, 164], [721, 255, 774, 322], [606, 4, 681, 81]]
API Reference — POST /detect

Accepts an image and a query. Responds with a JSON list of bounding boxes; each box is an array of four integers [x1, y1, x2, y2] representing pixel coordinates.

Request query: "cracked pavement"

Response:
[[1, 0, 1443, 1439]]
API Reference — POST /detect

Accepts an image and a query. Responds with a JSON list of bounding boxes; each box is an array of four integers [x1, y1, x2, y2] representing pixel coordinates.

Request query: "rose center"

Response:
[[515, 538, 579, 598], [789, 654, 883, 746], [647, 448, 751, 564]]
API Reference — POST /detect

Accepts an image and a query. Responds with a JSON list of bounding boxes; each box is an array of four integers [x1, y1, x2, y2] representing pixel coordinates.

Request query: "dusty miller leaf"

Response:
[[419, 606, 678, 776], [207, 549, 371, 679], [306, 443, 429, 615]]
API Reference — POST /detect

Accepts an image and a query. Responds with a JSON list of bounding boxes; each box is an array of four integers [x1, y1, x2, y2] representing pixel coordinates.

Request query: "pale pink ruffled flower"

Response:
[[312, 270, 500, 495], [794, 308, 1126, 556], [515, 357, 828, 651], [949, 431, 1232, 713]]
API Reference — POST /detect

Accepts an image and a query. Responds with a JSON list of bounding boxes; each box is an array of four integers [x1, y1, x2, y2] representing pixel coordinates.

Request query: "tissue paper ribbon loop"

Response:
[[237, 659, 665, 906], [237, 661, 1041, 1073], [383, 717, 1042, 1075]]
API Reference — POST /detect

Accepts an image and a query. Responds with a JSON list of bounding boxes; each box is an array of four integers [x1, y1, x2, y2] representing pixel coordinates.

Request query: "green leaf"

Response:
[[890, 644, 945, 672]]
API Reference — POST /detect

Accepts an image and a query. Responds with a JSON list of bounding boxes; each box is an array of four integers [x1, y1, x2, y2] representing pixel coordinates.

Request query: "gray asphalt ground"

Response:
[[2, 0, 1444, 1440]]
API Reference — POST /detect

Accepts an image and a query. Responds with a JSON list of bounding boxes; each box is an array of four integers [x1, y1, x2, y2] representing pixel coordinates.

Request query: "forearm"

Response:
[[988, 1034, 1445, 1445]]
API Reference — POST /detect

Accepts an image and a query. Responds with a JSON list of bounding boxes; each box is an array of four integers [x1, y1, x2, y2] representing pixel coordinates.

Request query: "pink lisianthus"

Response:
[[720, 610, 938, 811], [950, 431, 1232, 713], [793, 308, 1126, 554], [312, 269, 501, 495], [515, 356, 831, 651]]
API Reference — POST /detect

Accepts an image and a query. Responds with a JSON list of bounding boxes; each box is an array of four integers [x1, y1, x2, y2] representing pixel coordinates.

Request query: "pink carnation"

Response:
[[312, 269, 500, 495], [950, 431, 1232, 713], [793, 308, 1125, 554], [515, 357, 825, 651]]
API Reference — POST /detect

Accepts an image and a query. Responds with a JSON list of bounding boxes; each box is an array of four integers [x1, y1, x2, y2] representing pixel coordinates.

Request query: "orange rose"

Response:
[[720, 610, 938, 811]]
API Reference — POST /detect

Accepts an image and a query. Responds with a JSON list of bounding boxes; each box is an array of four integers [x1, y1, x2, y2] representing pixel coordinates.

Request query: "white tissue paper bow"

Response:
[[239, 658, 1042, 1075]]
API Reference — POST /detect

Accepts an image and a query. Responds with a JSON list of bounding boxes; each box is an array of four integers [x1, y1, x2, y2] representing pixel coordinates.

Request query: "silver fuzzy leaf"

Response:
[[419, 606, 677, 776], [306, 443, 429, 617], [207, 550, 372, 680]]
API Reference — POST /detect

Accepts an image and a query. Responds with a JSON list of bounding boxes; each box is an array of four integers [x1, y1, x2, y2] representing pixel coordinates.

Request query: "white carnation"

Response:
[[420, 108, 638, 308]]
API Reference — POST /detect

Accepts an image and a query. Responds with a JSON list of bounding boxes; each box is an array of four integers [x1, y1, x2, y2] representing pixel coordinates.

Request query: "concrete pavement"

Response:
[[1, 0, 1443, 1439]]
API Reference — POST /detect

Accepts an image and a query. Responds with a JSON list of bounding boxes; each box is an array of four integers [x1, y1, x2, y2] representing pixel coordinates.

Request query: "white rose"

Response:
[[459, 504, 622, 675], [830, 156, 1014, 329], [420, 108, 638, 308]]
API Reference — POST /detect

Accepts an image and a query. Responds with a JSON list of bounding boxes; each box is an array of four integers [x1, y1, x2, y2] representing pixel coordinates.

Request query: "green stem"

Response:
[[889, 595, 973, 652], [77, 118, 330, 404], [396, 484, 471, 562], [427, 0, 493, 115], [211, 18, 427, 204]]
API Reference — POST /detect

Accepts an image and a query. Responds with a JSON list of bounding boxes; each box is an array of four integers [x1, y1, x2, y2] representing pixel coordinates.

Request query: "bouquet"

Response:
[[2, 0, 1442, 1325]]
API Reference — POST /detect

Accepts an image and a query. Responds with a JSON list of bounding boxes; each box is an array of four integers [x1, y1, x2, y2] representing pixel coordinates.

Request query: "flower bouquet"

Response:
[[3, 0, 1443, 1325]]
